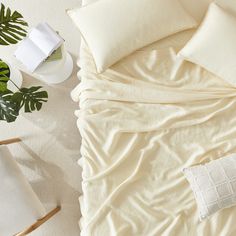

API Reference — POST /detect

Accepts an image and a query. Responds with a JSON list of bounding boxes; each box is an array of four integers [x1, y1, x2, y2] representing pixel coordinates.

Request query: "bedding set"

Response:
[[68, 0, 236, 235]]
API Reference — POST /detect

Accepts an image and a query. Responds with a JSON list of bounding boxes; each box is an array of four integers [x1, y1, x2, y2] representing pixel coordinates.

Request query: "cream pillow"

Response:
[[183, 154, 236, 221], [179, 3, 236, 86], [68, 0, 197, 73]]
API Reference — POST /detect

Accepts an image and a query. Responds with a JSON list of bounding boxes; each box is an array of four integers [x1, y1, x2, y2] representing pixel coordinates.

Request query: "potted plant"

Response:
[[0, 3, 48, 123]]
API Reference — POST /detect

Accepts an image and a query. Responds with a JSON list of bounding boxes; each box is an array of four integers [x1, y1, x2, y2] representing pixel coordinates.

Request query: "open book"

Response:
[[14, 23, 64, 72]]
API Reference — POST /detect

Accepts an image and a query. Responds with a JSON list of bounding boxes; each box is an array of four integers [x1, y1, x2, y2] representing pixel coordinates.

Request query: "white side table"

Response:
[[15, 44, 73, 85], [33, 44, 74, 84]]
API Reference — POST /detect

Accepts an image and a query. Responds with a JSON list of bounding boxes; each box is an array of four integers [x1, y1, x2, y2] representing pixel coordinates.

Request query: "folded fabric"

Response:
[[67, 0, 197, 73], [0, 145, 46, 235]]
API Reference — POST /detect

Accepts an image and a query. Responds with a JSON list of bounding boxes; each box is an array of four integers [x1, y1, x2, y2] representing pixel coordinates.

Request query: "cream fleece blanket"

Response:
[[72, 3, 236, 235]]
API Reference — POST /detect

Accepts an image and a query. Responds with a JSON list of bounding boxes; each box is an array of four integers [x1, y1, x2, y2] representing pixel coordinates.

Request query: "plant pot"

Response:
[[7, 62, 23, 92]]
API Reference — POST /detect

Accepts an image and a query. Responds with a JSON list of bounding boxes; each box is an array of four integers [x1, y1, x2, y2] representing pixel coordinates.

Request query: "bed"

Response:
[[71, 0, 236, 235]]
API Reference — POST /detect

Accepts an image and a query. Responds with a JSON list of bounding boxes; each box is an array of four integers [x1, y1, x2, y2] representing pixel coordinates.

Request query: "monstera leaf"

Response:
[[0, 90, 19, 122], [11, 86, 48, 113], [0, 3, 28, 45], [0, 60, 10, 92], [0, 5, 48, 123], [0, 86, 48, 123]]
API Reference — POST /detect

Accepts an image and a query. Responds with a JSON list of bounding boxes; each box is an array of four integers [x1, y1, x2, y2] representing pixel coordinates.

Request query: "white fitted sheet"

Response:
[[72, 0, 236, 235]]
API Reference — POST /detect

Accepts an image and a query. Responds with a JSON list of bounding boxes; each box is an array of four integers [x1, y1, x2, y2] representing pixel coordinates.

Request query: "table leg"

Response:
[[0, 138, 21, 145], [15, 206, 61, 236]]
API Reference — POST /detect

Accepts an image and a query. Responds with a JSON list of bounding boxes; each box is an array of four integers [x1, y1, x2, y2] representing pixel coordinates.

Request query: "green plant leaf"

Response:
[[11, 86, 48, 113], [0, 90, 19, 122], [0, 60, 10, 92], [0, 3, 28, 45]]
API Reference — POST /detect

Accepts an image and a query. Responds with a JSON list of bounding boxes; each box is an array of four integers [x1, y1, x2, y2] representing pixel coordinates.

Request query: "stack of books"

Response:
[[14, 23, 64, 72]]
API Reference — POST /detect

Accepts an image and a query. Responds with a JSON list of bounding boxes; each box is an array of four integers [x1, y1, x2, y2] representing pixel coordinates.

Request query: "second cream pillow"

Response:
[[179, 3, 236, 86]]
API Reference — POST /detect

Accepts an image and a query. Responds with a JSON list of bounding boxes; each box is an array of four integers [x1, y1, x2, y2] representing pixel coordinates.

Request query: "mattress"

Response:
[[72, 0, 236, 235]]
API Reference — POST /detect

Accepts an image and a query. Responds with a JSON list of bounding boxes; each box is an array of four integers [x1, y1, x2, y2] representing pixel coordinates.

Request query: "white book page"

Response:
[[14, 38, 46, 72], [29, 23, 63, 57]]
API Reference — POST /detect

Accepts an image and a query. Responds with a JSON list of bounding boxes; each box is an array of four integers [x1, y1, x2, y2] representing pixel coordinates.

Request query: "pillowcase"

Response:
[[178, 3, 236, 86], [68, 0, 197, 73], [183, 154, 236, 221]]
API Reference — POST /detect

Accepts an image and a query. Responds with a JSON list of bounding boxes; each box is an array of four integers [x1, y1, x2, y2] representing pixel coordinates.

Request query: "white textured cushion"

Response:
[[179, 3, 236, 86], [68, 0, 197, 73], [183, 154, 236, 221]]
